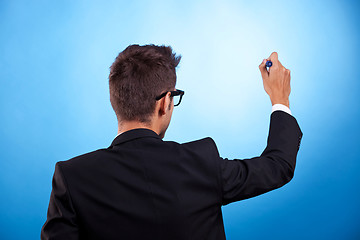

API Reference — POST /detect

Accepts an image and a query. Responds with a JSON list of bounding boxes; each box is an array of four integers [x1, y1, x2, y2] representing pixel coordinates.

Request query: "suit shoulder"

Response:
[[57, 148, 109, 169], [181, 137, 216, 146], [180, 137, 220, 157]]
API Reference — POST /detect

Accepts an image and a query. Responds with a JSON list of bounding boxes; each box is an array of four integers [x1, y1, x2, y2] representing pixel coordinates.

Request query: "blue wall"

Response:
[[0, 0, 359, 239]]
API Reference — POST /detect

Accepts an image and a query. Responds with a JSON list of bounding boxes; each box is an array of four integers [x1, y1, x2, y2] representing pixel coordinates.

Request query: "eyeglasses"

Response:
[[155, 89, 185, 107]]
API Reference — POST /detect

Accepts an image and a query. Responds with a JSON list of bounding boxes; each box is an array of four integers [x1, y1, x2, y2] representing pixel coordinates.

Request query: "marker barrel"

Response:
[[266, 60, 273, 68]]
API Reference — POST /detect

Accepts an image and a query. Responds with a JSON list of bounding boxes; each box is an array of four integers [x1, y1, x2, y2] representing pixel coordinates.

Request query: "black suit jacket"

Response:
[[41, 111, 302, 240]]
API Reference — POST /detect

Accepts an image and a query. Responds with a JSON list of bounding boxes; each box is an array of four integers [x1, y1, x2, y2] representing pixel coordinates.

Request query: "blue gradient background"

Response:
[[1, 0, 359, 239]]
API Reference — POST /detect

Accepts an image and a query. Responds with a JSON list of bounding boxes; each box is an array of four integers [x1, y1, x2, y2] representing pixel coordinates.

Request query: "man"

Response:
[[41, 44, 302, 240]]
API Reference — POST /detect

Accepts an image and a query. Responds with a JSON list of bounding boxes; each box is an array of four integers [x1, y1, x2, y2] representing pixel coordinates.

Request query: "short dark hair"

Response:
[[109, 44, 181, 123]]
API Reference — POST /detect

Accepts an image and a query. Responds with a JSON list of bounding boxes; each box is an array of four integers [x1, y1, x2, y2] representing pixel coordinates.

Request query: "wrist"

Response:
[[270, 98, 289, 108]]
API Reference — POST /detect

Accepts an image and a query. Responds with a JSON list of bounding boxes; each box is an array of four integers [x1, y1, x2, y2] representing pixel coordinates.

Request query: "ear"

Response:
[[158, 92, 172, 116]]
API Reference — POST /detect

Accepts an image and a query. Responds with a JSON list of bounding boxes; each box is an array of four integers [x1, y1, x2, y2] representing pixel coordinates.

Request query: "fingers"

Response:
[[285, 68, 291, 80], [261, 52, 291, 77], [268, 52, 291, 72], [285, 68, 291, 75], [259, 58, 268, 79], [267, 52, 285, 69], [268, 52, 278, 62]]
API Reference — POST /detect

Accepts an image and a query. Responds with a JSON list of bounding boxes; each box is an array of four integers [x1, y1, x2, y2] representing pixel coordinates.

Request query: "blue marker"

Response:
[[266, 60, 273, 68]]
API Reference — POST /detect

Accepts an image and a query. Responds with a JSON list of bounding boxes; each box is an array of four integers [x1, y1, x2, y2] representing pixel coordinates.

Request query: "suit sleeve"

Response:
[[220, 111, 303, 205], [41, 162, 79, 240]]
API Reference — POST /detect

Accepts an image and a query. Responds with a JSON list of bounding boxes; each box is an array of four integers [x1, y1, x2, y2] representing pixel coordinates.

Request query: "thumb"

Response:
[[259, 59, 268, 79]]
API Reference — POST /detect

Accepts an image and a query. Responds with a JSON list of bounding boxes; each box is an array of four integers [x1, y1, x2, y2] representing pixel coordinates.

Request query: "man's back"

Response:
[[43, 129, 226, 239], [42, 112, 302, 240]]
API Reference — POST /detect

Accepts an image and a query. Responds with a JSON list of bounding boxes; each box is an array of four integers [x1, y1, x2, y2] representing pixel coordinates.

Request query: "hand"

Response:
[[259, 52, 291, 108]]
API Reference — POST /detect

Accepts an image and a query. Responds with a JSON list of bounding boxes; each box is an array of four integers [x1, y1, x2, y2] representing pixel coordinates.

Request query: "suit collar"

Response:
[[109, 128, 161, 147]]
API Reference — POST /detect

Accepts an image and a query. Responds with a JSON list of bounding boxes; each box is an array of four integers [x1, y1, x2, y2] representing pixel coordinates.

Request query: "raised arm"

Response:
[[220, 52, 302, 205]]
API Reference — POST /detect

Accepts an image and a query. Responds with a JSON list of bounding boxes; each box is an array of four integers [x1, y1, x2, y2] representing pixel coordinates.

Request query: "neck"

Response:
[[117, 120, 154, 135]]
